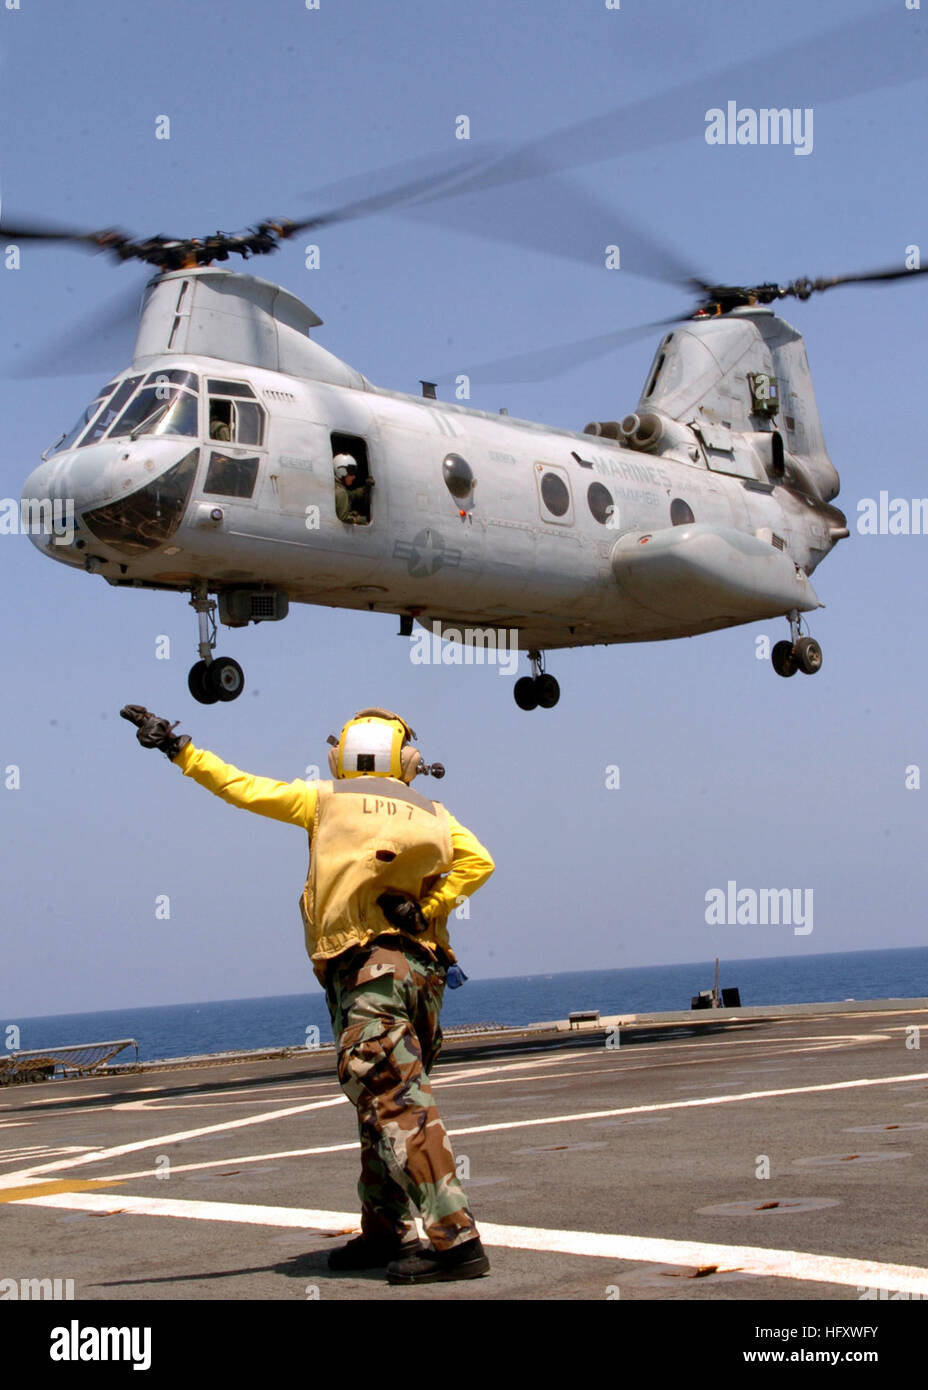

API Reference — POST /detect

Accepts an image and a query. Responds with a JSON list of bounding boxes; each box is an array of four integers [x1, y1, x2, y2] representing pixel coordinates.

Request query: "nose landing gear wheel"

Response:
[[208, 657, 245, 702], [188, 660, 219, 704], [514, 650, 561, 710], [187, 588, 247, 703], [514, 677, 539, 711], [535, 674, 560, 708]]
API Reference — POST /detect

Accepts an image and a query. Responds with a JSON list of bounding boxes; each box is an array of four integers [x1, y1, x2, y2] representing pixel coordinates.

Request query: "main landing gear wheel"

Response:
[[513, 650, 561, 710], [771, 612, 823, 679], [771, 641, 797, 678], [794, 636, 823, 675]]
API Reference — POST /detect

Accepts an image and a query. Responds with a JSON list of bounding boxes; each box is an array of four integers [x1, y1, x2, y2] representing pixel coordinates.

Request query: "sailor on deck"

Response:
[[120, 703, 494, 1284]]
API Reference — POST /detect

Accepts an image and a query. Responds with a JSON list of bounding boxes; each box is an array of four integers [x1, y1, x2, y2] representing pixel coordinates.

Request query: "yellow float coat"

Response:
[[175, 743, 494, 981]]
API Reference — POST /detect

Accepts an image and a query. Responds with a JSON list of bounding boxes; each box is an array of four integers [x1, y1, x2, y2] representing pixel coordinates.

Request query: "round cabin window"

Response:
[[587, 482, 615, 526], [442, 453, 475, 500], [540, 471, 570, 517]]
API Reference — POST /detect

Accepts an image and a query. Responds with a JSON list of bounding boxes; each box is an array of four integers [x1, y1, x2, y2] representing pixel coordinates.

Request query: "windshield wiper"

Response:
[[129, 401, 172, 440]]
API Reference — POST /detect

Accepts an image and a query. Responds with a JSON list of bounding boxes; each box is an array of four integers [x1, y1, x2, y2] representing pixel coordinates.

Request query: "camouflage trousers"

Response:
[[325, 938, 478, 1252]]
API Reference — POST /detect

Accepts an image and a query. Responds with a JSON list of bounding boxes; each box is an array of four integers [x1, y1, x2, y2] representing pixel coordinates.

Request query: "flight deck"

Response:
[[2, 999, 927, 1306]]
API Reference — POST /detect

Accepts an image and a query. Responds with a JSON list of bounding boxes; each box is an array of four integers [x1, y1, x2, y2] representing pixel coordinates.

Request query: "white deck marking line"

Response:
[[448, 1069, 928, 1139], [112, 1094, 332, 1113], [5, 1067, 928, 1190], [434, 1033, 887, 1085], [11, 1190, 928, 1295], [0, 1095, 348, 1187], [436, 1042, 891, 1093]]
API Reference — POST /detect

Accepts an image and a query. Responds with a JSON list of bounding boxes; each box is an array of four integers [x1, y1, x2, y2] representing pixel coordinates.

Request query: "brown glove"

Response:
[[120, 705, 190, 761]]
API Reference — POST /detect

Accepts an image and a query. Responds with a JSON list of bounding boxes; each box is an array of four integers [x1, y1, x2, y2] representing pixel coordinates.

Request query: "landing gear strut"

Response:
[[514, 649, 560, 711], [771, 610, 823, 679], [187, 590, 245, 703]]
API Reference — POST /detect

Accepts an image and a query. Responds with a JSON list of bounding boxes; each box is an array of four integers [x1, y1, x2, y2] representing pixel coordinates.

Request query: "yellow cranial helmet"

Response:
[[327, 707, 423, 783]]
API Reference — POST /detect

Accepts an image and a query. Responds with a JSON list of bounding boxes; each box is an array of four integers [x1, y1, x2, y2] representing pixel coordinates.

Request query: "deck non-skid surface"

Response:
[[2, 1006, 927, 1301]]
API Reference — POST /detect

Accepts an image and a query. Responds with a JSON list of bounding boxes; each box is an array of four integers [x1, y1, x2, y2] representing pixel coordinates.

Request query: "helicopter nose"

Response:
[[21, 440, 200, 563], [19, 456, 81, 557]]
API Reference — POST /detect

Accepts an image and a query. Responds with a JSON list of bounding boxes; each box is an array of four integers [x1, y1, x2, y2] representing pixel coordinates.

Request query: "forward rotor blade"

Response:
[[0, 216, 133, 252], [5, 281, 146, 378], [783, 263, 928, 299], [290, 147, 504, 235]]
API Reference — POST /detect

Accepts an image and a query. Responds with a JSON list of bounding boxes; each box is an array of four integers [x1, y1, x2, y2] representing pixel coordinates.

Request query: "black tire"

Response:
[[188, 660, 219, 704], [771, 640, 797, 678], [514, 676, 539, 711], [535, 674, 561, 708], [208, 656, 245, 702], [795, 636, 823, 675]]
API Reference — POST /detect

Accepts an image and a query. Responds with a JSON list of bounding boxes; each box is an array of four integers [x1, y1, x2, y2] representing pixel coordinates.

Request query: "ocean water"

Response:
[[8, 947, 927, 1065]]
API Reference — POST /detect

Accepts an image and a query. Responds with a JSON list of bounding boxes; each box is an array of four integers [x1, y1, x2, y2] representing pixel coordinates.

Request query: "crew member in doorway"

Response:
[[333, 453, 373, 524], [119, 704, 495, 1285]]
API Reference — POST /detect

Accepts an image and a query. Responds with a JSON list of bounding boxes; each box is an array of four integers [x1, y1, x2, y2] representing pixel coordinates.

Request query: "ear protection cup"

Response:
[[399, 743, 423, 784]]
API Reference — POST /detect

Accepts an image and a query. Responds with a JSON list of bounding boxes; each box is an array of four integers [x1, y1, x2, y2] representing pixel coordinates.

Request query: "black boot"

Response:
[[328, 1233, 421, 1271], [386, 1236, 490, 1284]]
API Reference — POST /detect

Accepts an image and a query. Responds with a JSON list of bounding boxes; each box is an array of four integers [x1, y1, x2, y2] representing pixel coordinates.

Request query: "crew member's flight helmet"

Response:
[[327, 708, 423, 783]]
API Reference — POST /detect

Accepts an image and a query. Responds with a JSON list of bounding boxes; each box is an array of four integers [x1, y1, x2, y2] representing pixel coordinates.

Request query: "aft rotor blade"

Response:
[[439, 318, 677, 386], [417, 7, 928, 202], [404, 161, 710, 292]]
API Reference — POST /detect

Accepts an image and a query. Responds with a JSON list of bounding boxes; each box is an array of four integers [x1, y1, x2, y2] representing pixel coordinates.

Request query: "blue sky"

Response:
[[2, 0, 927, 1016]]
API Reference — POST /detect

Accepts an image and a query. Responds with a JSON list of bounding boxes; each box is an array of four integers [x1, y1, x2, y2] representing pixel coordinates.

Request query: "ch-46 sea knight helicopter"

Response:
[[8, 162, 926, 710]]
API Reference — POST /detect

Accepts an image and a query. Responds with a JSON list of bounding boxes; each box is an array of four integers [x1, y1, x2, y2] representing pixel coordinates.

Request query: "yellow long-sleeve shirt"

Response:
[[174, 742, 494, 926]]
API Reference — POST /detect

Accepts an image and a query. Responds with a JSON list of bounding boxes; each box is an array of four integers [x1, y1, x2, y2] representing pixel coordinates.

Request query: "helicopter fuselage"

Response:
[[21, 268, 847, 680]]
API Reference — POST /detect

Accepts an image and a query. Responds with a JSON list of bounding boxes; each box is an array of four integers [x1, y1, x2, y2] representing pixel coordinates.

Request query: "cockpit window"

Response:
[[81, 448, 199, 554], [148, 369, 199, 390], [78, 376, 143, 447], [203, 451, 259, 499], [207, 379, 256, 397], [108, 384, 199, 440], [52, 380, 118, 454], [207, 386, 265, 446]]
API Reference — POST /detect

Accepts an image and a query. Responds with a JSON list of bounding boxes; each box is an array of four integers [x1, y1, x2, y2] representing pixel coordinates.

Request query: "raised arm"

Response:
[[120, 705, 316, 828], [175, 743, 316, 827]]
